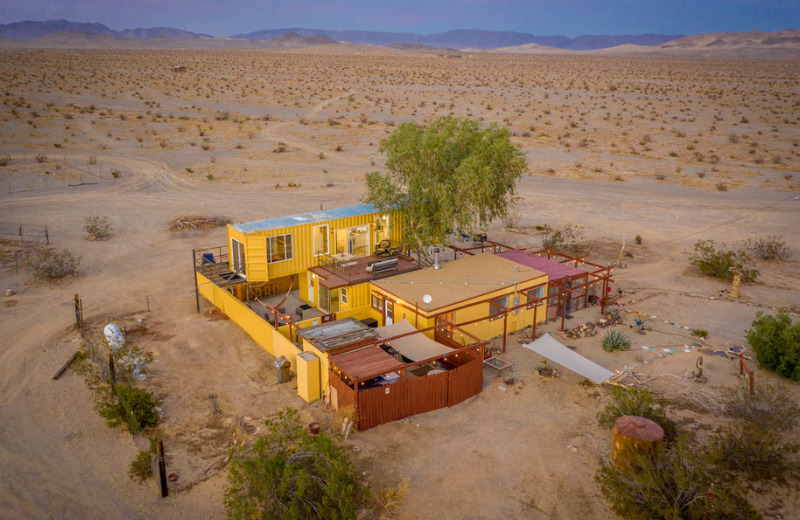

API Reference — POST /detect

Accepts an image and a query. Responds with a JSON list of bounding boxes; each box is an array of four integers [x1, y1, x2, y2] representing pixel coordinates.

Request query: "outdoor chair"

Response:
[[374, 239, 391, 257]]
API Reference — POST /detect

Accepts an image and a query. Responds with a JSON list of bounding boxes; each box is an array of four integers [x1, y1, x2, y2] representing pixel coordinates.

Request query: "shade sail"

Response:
[[375, 320, 454, 362], [523, 333, 615, 384]]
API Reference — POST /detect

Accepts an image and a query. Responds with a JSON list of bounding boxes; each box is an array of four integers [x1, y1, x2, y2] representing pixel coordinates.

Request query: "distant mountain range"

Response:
[[0, 19, 680, 50], [233, 28, 681, 50], [0, 19, 209, 40], [0, 19, 797, 54]]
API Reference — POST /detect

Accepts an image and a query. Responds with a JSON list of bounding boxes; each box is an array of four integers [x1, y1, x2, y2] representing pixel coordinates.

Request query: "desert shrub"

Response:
[[598, 387, 678, 443], [689, 239, 758, 283], [35, 154, 47, 163], [272, 142, 287, 153], [596, 436, 759, 520], [711, 423, 799, 484], [225, 408, 367, 520], [84, 215, 112, 240], [715, 182, 728, 191], [129, 443, 155, 483], [111, 169, 121, 178], [602, 330, 631, 351], [692, 329, 708, 338], [98, 384, 158, 434], [724, 382, 800, 431], [540, 223, 584, 253], [0, 153, 10, 166], [634, 234, 642, 245], [746, 311, 800, 381], [27, 246, 80, 280], [741, 234, 791, 261]]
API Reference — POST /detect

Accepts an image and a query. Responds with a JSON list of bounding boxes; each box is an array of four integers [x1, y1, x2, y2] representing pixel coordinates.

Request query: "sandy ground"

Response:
[[0, 48, 799, 519]]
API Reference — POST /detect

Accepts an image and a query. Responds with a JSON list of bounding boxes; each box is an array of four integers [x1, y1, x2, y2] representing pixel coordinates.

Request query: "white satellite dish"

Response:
[[422, 294, 432, 304]]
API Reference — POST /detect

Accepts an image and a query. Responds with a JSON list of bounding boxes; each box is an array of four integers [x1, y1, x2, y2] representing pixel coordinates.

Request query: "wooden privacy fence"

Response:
[[333, 352, 483, 431]]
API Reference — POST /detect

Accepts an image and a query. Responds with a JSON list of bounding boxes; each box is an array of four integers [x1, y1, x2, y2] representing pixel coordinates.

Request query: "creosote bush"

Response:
[[746, 311, 800, 381], [225, 408, 368, 520], [596, 436, 759, 520], [97, 384, 159, 434], [129, 439, 156, 483], [689, 239, 758, 283], [540, 223, 585, 253], [27, 246, 80, 280], [741, 234, 791, 261], [84, 215, 112, 241]]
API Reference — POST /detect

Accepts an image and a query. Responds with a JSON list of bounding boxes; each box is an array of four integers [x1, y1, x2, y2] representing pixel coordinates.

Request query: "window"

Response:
[[231, 238, 245, 273], [312, 225, 329, 256], [268, 234, 293, 263], [335, 226, 369, 257], [489, 296, 509, 318], [340, 286, 348, 305], [526, 286, 545, 309], [319, 285, 339, 314], [371, 294, 384, 311]]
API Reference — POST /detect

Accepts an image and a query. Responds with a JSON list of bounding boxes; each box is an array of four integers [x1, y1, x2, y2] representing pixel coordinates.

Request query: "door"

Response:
[[384, 299, 394, 325], [307, 273, 315, 304]]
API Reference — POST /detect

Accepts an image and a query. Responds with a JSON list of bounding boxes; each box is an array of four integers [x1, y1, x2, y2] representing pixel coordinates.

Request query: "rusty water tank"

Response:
[[610, 415, 664, 467]]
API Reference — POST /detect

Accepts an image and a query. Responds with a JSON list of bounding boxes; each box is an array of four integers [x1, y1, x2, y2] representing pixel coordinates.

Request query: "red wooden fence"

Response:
[[332, 354, 483, 431]]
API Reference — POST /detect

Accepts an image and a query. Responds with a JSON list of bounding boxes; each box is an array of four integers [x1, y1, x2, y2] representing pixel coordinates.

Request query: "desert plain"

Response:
[[0, 44, 799, 519]]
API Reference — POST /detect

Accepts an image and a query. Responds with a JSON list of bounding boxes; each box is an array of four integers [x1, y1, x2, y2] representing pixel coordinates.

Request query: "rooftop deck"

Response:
[[309, 253, 419, 289]]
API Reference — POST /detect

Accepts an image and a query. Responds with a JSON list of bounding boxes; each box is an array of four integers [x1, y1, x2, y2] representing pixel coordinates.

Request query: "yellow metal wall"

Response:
[[369, 275, 548, 340], [296, 353, 321, 403], [302, 341, 331, 398], [227, 211, 402, 283], [196, 271, 302, 370]]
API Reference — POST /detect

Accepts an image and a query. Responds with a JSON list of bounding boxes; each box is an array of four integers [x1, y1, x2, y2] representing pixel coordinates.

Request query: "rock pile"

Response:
[[565, 322, 597, 339], [598, 309, 624, 327]]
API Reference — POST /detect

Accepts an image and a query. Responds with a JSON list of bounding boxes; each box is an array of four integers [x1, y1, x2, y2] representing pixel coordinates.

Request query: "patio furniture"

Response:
[[366, 257, 398, 274], [374, 239, 392, 257]]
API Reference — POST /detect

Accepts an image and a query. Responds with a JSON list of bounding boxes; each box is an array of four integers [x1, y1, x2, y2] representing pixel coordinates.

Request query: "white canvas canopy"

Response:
[[375, 320, 454, 362], [524, 333, 615, 384]]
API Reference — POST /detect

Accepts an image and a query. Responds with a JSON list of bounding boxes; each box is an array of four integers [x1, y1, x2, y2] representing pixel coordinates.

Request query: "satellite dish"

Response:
[[422, 294, 432, 304]]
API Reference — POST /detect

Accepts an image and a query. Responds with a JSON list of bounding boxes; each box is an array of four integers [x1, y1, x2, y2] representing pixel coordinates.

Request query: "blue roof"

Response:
[[232, 203, 379, 234]]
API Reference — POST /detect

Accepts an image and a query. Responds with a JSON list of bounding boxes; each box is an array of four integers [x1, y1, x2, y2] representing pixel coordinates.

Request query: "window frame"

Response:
[[371, 293, 384, 312], [267, 233, 293, 263], [489, 295, 509, 320], [526, 285, 546, 310], [312, 224, 329, 257], [231, 238, 245, 274], [340, 286, 348, 305]]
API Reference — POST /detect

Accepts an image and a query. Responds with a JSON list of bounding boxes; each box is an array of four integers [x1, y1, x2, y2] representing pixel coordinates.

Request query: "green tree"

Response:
[[364, 116, 527, 247], [746, 311, 800, 381], [225, 408, 367, 520]]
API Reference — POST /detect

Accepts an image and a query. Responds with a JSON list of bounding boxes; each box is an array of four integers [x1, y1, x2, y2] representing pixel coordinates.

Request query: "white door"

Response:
[[308, 274, 315, 304], [384, 300, 394, 326]]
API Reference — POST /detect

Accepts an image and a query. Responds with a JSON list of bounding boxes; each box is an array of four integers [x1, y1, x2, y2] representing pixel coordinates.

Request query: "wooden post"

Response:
[[45, 227, 49, 245], [739, 353, 744, 376], [193, 250, 201, 314], [502, 310, 508, 352], [74, 293, 83, 329], [601, 277, 608, 314], [560, 292, 566, 331], [52, 351, 80, 380], [108, 353, 116, 392], [146, 294, 150, 312], [157, 440, 169, 497]]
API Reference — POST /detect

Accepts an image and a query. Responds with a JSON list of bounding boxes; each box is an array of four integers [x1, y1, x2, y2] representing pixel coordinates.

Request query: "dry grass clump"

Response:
[[168, 215, 230, 232]]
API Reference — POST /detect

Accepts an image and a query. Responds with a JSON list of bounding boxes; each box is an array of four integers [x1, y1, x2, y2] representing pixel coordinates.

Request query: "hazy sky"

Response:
[[0, 0, 797, 36]]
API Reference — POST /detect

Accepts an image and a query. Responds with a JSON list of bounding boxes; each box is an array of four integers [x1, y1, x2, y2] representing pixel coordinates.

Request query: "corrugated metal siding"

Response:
[[238, 211, 399, 281], [245, 235, 268, 281]]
